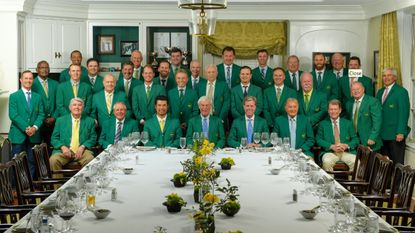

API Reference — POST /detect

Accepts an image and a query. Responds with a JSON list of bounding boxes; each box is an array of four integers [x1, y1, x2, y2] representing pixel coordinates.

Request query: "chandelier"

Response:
[[178, 0, 227, 36]]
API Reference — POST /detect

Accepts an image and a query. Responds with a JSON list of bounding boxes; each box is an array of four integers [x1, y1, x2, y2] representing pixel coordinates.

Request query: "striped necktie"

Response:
[[114, 121, 122, 144]]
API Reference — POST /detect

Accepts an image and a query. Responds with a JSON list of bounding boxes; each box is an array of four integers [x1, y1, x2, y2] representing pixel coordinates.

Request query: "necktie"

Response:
[[247, 119, 253, 144], [133, 69, 139, 79], [261, 68, 265, 79], [114, 121, 122, 144], [243, 86, 248, 97], [174, 67, 178, 75], [42, 80, 48, 97], [26, 92, 31, 109], [207, 82, 214, 100], [70, 119, 80, 152], [146, 85, 151, 99], [276, 87, 282, 102], [289, 118, 296, 149], [161, 79, 166, 87], [202, 118, 209, 138], [90, 77, 95, 86], [226, 66, 231, 89], [292, 73, 297, 91], [159, 119, 165, 132], [179, 89, 184, 100], [192, 79, 198, 90], [73, 82, 78, 97], [353, 100, 360, 131], [382, 87, 389, 104], [106, 93, 113, 114], [124, 80, 130, 97], [333, 120, 340, 144], [317, 72, 322, 87], [304, 93, 310, 112], [336, 71, 341, 79]]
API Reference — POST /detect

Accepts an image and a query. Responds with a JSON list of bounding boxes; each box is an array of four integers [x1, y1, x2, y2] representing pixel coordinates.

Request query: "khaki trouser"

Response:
[[322, 152, 355, 172], [49, 150, 94, 171]]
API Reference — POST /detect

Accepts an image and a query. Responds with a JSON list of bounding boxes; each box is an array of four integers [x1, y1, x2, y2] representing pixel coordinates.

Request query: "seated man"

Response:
[[143, 95, 181, 148], [99, 102, 139, 149], [50, 97, 97, 172], [228, 96, 269, 148], [273, 98, 314, 157], [316, 99, 359, 171], [186, 96, 225, 148]]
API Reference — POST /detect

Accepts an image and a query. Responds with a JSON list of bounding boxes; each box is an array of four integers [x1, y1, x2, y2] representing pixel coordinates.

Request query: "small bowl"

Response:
[[300, 210, 317, 220], [93, 208, 111, 219], [123, 167, 134, 175], [270, 168, 281, 175]]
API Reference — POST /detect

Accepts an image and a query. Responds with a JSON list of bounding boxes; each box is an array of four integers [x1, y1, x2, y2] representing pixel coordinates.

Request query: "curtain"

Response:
[[201, 21, 287, 59], [378, 11, 402, 89]]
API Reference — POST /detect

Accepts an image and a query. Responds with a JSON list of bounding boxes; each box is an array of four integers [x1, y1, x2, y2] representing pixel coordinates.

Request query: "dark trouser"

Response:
[[12, 140, 37, 179], [40, 121, 54, 151], [381, 139, 406, 165]]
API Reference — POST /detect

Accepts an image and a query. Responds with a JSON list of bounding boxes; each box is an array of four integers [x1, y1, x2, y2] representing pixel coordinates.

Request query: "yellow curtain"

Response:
[[378, 11, 402, 89], [201, 21, 287, 59]]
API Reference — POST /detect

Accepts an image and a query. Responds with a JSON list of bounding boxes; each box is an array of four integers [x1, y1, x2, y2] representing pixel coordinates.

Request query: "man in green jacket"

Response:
[[317, 100, 359, 171], [346, 82, 382, 151], [86, 58, 104, 94], [330, 53, 348, 80], [99, 102, 139, 149], [376, 68, 410, 164], [311, 53, 339, 101], [118, 50, 144, 81], [168, 47, 191, 82], [50, 97, 96, 173], [115, 61, 142, 105], [228, 96, 269, 148], [187, 60, 207, 95], [59, 50, 88, 83], [217, 46, 241, 89], [252, 49, 274, 90], [143, 95, 181, 148], [284, 55, 303, 92], [154, 60, 176, 92], [9, 70, 45, 178], [186, 96, 225, 149], [56, 64, 93, 117]]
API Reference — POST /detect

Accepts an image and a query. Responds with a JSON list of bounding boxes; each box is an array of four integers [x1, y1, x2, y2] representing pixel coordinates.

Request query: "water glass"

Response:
[[180, 137, 186, 149], [270, 132, 278, 147], [240, 137, 248, 149], [193, 132, 200, 143], [253, 133, 261, 144], [261, 132, 270, 146], [141, 131, 149, 145], [366, 212, 379, 233]]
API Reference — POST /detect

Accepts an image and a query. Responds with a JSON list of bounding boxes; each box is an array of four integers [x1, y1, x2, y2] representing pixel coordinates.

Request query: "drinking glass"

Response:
[[131, 131, 141, 145], [282, 137, 290, 151], [141, 131, 149, 145], [29, 209, 42, 233], [180, 137, 186, 150], [253, 133, 261, 144], [240, 137, 248, 149], [270, 132, 278, 147], [193, 132, 200, 143], [261, 132, 270, 146], [341, 193, 355, 224]]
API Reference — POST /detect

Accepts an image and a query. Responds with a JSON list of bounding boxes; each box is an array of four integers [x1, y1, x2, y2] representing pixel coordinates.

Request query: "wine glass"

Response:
[[261, 132, 270, 146], [141, 131, 149, 145], [59, 200, 76, 233], [193, 132, 200, 143], [180, 137, 186, 150], [240, 137, 248, 150], [131, 131, 141, 145], [282, 137, 290, 151], [29, 209, 42, 233], [270, 132, 278, 148], [253, 133, 261, 144]]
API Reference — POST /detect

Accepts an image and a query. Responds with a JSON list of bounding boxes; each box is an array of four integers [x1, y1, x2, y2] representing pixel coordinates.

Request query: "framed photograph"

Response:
[[97, 35, 115, 55], [120, 41, 138, 57]]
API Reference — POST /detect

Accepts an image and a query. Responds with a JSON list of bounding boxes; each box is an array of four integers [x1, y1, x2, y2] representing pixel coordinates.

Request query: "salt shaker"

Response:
[[268, 156, 272, 165], [293, 189, 298, 202], [135, 155, 139, 165], [111, 188, 117, 201]]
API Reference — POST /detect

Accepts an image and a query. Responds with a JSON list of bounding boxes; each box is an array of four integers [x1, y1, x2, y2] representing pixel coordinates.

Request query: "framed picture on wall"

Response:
[[97, 35, 115, 55], [312, 52, 351, 70], [120, 41, 138, 57]]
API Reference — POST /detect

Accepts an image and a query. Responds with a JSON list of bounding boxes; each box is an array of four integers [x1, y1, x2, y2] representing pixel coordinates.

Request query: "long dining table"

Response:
[[8, 148, 398, 233]]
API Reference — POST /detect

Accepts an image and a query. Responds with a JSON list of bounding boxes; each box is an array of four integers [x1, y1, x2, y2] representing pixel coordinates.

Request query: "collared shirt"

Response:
[[288, 115, 297, 148], [124, 78, 131, 87], [115, 118, 125, 132], [333, 69, 343, 77], [241, 83, 250, 92], [157, 115, 167, 125], [22, 87, 31, 102], [225, 64, 233, 77], [316, 68, 325, 77], [145, 82, 153, 90], [160, 77, 168, 86], [71, 114, 81, 144], [245, 115, 255, 131], [70, 80, 80, 87], [290, 71, 299, 87], [353, 95, 364, 116], [331, 118, 341, 135], [105, 91, 114, 99], [89, 75, 97, 84], [385, 82, 395, 90], [206, 80, 216, 99], [303, 88, 313, 101], [274, 84, 284, 94], [201, 115, 210, 126]]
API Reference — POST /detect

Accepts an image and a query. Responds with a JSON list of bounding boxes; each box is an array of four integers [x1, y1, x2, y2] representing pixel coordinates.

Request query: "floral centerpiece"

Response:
[[193, 192, 220, 233], [162, 193, 187, 213], [171, 171, 187, 187], [218, 157, 235, 170], [217, 179, 241, 217]]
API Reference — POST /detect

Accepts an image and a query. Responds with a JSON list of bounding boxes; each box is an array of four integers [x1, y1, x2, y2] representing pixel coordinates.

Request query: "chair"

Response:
[[1, 139, 12, 164]]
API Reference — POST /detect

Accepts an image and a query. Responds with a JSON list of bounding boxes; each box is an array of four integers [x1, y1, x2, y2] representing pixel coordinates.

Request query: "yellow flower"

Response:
[[203, 192, 220, 203], [194, 156, 203, 165]]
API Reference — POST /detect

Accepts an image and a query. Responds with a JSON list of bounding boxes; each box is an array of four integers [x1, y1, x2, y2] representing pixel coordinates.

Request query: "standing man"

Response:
[[86, 58, 104, 94], [311, 53, 339, 101], [115, 61, 141, 105], [118, 50, 144, 81], [376, 68, 410, 164], [9, 70, 45, 177], [263, 67, 297, 128], [284, 55, 303, 92], [187, 60, 207, 94], [186, 96, 226, 148], [330, 53, 347, 79], [168, 69, 198, 133], [59, 50, 88, 83], [317, 100, 359, 171], [346, 82, 382, 151], [50, 98, 96, 172], [217, 46, 241, 89], [56, 64, 92, 117], [231, 66, 263, 119], [252, 49, 274, 90], [132, 65, 166, 129], [154, 60, 176, 91], [32, 61, 58, 146], [168, 47, 190, 81], [99, 102, 139, 149], [273, 98, 314, 157], [143, 95, 181, 148], [228, 96, 269, 148]]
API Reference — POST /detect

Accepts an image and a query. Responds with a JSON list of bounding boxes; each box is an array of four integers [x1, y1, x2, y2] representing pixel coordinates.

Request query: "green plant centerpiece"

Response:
[[171, 172, 187, 187], [217, 179, 241, 217], [193, 192, 220, 233], [219, 157, 235, 170], [162, 193, 187, 213]]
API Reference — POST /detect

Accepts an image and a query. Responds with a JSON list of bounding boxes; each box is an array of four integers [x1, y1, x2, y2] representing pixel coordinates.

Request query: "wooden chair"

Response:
[[0, 139, 12, 164]]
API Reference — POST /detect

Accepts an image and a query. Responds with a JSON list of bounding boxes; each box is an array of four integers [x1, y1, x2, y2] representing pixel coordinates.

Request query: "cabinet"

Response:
[[26, 18, 86, 72]]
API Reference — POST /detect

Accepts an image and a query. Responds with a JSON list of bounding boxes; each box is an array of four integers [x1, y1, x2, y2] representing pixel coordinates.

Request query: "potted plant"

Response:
[[217, 179, 241, 217], [219, 157, 235, 170], [221, 200, 241, 217], [171, 172, 187, 187], [162, 193, 187, 213]]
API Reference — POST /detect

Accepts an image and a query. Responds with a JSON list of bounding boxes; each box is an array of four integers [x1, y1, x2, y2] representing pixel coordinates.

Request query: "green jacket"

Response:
[[143, 114, 181, 148], [198, 81, 230, 122], [376, 83, 410, 140], [86, 75, 105, 94], [231, 84, 263, 118], [168, 88, 198, 124], [263, 85, 297, 127], [329, 68, 348, 79], [346, 95, 382, 151], [51, 114, 97, 154], [55, 81, 92, 117], [153, 76, 177, 92], [59, 66, 88, 83], [99, 117, 139, 149], [8, 90, 45, 144], [297, 89, 327, 129], [252, 66, 274, 90], [32, 77, 59, 118], [311, 70, 339, 101], [284, 70, 303, 92], [273, 115, 314, 156], [118, 67, 144, 81], [186, 115, 225, 148], [227, 116, 269, 148], [115, 77, 141, 105], [168, 65, 191, 83], [90, 90, 131, 127], [217, 63, 241, 89], [187, 77, 207, 97], [339, 75, 373, 107], [316, 118, 359, 157], [132, 83, 166, 121]]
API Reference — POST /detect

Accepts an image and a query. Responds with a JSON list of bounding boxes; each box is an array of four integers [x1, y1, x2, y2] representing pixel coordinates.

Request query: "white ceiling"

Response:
[[78, 0, 379, 5]]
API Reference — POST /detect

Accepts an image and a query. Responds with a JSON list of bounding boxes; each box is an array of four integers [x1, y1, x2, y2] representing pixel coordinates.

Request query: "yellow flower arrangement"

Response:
[[203, 192, 220, 204]]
